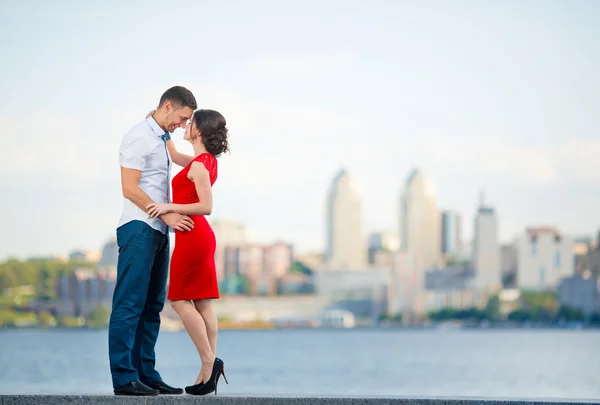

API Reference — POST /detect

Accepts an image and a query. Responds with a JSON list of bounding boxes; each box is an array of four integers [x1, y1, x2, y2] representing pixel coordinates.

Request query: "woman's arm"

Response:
[[166, 140, 195, 167], [146, 161, 213, 217], [145, 109, 194, 167]]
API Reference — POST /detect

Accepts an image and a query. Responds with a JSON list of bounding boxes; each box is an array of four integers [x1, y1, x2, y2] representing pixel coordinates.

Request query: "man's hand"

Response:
[[160, 212, 194, 232]]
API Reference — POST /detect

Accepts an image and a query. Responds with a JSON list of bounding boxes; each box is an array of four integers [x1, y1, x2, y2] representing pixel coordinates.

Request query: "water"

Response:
[[0, 329, 598, 399]]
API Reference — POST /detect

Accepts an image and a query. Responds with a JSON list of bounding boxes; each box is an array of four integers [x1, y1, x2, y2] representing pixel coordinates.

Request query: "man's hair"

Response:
[[158, 86, 197, 110]]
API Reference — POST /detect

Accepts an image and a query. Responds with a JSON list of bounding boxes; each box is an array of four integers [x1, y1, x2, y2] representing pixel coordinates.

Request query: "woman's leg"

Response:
[[170, 300, 215, 384], [194, 299, 218, 357]]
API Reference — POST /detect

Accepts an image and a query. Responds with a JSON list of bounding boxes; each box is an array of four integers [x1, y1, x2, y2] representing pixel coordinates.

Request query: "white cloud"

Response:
[[425, 137, 600, 186], [554, 138, 600, 185], [168, 86, 371, 196], [0, 113, 119, 184]]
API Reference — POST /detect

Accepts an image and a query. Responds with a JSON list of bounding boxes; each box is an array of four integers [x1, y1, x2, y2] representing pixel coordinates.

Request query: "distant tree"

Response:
[[379, 312, 403, 323], [444, 259, 469, 268], [484, 295, 501, 321], [428, 307, 458, 321], [507, 309, 530, 322], [520, 291, 559, 313], [456, 307, 486, 321], [38, 311, 56, 327], [556, 305, 585, 322], [0, 309, 18, 327], [86, 305, 110, 328], [289, 261, 314, 276], [59, 316, 82, 328]]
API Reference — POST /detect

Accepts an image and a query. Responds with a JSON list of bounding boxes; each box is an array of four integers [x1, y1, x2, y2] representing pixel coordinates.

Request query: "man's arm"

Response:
[[119, 132, 194, 232], [120, 167, 194, 232], [120, 167, 155, 213]]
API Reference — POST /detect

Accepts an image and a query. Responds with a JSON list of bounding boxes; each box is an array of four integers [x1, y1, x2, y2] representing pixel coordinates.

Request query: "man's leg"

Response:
[[108, 221, 156, 389], [133, 229, 169, 384]]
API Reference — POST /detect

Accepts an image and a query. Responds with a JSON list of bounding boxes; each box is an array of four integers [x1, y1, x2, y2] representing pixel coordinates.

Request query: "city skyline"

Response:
[[1, 0, 599, 260], [2, 160, 599, 261]]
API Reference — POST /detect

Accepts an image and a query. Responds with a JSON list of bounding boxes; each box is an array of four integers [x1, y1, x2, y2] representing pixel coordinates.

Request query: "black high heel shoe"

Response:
[[184, 380, 203, 394], [185, 358, 228, 396]]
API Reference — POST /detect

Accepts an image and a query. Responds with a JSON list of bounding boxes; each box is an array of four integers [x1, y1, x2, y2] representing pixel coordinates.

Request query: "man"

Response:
[[109, 86, 197, 396]]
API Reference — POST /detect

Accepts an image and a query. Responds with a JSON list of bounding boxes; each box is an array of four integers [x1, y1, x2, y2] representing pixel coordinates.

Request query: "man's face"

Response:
[[164, 101, 193, 133]]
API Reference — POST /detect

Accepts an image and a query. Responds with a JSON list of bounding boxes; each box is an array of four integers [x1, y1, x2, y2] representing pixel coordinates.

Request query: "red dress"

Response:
[[168, 153, 220, 301]]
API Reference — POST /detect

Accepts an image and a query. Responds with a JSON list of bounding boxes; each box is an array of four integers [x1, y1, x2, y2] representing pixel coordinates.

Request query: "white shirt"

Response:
[[117, 116, 171, 234]]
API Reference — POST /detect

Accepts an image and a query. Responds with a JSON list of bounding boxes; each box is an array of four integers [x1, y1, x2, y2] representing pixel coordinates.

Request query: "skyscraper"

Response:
[[473, 193, 501, 292], [399, 169, 441, 269], [517, 227, 574, 290], [441, 211, 462, 261], [325, 168, 366, 269]]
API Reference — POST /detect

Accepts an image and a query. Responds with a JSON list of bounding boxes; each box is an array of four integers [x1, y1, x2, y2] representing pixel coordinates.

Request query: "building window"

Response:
[[539, 267, 545, 287], [531, 240, 537, 256], [554, 252, 560, 268]]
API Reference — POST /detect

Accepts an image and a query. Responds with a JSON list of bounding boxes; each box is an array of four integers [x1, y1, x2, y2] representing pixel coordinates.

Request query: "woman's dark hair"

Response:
[[193, 109, 230, 157]]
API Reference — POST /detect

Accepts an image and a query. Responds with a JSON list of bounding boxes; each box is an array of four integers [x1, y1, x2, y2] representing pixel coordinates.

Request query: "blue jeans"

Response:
[[108, 220, 169, 389]]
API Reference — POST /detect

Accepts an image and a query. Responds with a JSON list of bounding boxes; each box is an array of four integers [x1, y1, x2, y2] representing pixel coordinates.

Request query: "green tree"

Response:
[[507, 309, 531, 322], [456, 307, 486, 321], [289, 261, 314, 276], [484, 295, 501, 321], [0, 259, 37, 289], [556, 305, 585, 322], [0, 270, 17, 292], [379, 312, 403, 323], [521, 291, 558, 312], [0, 258, 99, 306], [14, 312, 38, 326], [444, 259, 469, 268], [86, 305, 110, 328], [0, 309, 18, 327], [38, 311, 57, 327], [428, 307, 458, 321], [530, 307, 555, 322], [59, 316, 83, 328]]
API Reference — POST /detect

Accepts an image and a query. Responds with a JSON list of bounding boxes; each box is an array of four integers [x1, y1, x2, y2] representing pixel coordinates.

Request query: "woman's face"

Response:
[[183, 120, 200, 143]]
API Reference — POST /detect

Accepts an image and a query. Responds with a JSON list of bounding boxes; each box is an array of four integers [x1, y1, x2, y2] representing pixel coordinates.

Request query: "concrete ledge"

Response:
[[1, 396, 599, 405]]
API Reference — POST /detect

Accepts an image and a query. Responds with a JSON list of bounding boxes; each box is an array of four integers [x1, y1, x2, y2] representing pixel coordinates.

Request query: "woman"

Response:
[[146, 109, 229, 396]]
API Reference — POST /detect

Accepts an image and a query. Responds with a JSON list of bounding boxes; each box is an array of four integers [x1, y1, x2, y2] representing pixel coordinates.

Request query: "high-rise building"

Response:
[[99, 238, 118, 268], [557, 274, 599, 317], [500, 242, 518, 287], [325, 168, 366, 269], [399, 168, 441, 269], [517, 227, 574, 290], [441, 211, 462, 261], [368, 231, 400, 265], [210, 219, 249, 280], [210, 219, 248, 247], [221, 242, 294, 296], [472, 194, 501, 292]]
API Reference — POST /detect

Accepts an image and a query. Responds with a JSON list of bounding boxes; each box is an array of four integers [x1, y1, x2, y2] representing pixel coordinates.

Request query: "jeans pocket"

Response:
[[117, 221, 149, 248]]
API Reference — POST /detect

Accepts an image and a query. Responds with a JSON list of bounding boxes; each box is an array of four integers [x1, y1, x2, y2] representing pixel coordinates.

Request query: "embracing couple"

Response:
[[108, 86, 229, 396]]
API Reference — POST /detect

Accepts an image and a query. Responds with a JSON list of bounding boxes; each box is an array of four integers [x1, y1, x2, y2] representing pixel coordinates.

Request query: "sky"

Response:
[[1, 0, 599, 260]]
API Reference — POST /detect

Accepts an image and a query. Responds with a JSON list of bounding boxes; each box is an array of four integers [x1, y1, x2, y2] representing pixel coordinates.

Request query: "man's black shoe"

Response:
[[114, 381, 159, 396], [145, 380, 184, 395]]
